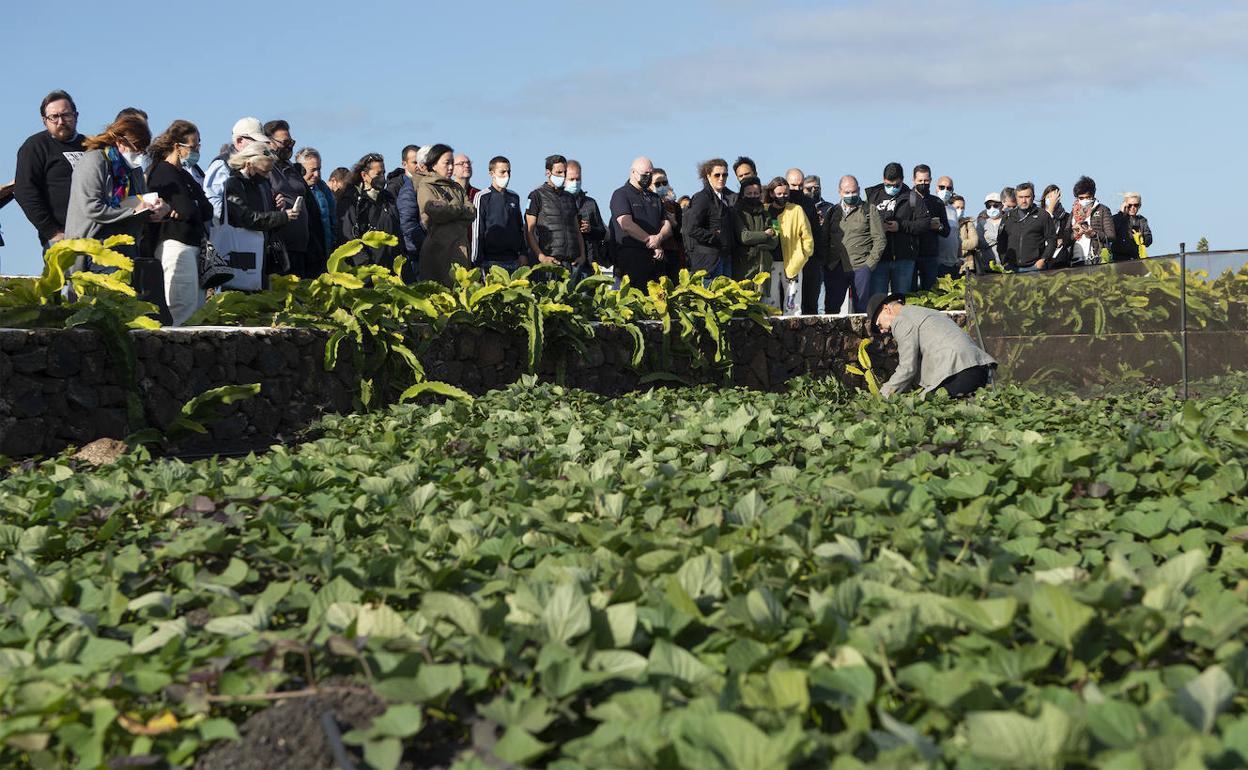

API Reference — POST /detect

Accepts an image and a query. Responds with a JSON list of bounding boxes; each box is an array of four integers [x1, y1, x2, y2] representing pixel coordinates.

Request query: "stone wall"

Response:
[[0, 314, 963, 458]]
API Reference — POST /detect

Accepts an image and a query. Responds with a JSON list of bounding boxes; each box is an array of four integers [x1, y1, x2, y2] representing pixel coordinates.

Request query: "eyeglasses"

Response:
[[176, 142, 202, 151], [454, 160, 471, 166], [937, 184, 953, 190], [273, 138, 296, 148], [43, 112, 77, 123]]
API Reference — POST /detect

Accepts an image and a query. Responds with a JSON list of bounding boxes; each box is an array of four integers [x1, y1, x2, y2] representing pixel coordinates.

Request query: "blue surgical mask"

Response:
[[987, 208, 1001, 219], [884, 184, 901, 196], [182, 150, 200, 169], [655, 184, 671, 198], [842, 194, 861, 206], [565, 179, 582, 195]]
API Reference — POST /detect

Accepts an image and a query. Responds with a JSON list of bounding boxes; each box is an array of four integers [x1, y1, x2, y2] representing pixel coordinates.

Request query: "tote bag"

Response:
[[209, 185, 266, 291]]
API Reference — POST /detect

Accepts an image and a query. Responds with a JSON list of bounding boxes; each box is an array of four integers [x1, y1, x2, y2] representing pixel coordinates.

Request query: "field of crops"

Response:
[[1, 377, 1247, 769]]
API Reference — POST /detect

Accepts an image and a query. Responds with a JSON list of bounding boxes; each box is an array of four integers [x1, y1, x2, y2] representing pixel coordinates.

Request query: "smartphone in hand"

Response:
[[291, 196, 303, 216]]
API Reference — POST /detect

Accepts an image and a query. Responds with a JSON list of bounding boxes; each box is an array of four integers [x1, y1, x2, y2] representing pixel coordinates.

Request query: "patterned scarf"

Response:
[[1071, 200, 1095, 240], [104, 146, 133, 208]]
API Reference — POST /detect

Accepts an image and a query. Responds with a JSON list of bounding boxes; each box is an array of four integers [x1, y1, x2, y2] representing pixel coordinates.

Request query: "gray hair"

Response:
[[804, 175, 820, 186], [228, 142, 274, 171], [295, 147, 321, 163]]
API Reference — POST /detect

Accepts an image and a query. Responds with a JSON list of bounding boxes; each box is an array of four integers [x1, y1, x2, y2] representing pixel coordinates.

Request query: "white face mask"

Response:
[[549, 175, 565, 189], [1078, 198, 1096, 208], [987, 208, 1001, 219], [937, 189, 953, 203], [493, 175, 510, 190], [121, 149, 146, 169], [565, 179, 582, 195]]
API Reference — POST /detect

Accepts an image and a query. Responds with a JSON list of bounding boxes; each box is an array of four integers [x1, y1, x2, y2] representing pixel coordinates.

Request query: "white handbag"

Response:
[[209, 183, 266, 292]]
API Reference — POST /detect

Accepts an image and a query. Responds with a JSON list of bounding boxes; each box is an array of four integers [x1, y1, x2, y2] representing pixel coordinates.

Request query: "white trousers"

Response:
[[157, 239, 202, 326], [768, 263, 802, 316]]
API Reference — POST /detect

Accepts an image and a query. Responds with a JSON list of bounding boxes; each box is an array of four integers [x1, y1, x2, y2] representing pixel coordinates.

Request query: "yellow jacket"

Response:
[[776, 203, 813, 279]]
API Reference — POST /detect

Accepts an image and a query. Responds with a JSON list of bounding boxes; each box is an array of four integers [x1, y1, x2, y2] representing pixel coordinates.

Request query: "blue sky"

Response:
[[2, 0, 1246, 274]]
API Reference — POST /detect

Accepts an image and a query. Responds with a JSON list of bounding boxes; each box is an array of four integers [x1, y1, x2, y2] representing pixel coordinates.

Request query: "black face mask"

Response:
[[370, 176, 385, 191], [275, 147, 293, 163], [915, 183, 930, 195], [740, 197, 762, 211], [637, 173, 653, 189]]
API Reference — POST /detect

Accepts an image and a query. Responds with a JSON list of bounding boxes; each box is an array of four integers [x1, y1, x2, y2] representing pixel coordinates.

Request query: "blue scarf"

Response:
[[104, 147, 133, 208]]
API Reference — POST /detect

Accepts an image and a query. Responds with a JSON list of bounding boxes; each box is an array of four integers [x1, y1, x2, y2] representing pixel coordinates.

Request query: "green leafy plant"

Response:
[[126, 384, 264, 446], [2, 378, 1247, 768], [844, 338, 881, 395]]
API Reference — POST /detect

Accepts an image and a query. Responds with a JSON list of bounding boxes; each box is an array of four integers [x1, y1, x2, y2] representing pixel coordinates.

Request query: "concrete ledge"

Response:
[[0, 312, 965, 457]]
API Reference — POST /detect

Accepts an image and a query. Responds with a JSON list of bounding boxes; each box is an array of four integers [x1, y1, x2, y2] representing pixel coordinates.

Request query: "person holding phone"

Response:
[[146, 120, 214, 325], [64, 113, 169, 269]]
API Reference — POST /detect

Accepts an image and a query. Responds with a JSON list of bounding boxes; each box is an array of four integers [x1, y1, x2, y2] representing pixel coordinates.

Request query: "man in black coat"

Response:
[[566, 160, 608, 273], [910, 164, 950, 291], [864, 162, 928, 296], [999, 182, 1056, 272]]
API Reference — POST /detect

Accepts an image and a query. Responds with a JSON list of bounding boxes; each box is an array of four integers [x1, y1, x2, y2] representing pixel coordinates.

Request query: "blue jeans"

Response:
[[870, 259, 915, 297], [482, 260, 520, 276], [915, 258, 940, 291], [1016, 265, 1042, 274]]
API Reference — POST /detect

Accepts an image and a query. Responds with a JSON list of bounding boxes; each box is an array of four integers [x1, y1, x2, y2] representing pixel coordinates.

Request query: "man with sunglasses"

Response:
[[263, 119, 319, 278], [933, 176, 962, 280], [14, 90, 85, 250]]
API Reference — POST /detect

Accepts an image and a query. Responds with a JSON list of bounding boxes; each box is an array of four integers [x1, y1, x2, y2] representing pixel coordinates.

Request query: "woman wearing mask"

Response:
[[650, 167, 685, 278], [950, 195, 979, 274], [417, 144, 476, 286], [65, 113, 169, 267], [1111, 193, 1152, 262], [975, 192, 1005, 273], [338, 153, 402, 269], [1041, 184, 1072, 268], [1070, 176, 1116, 265], [733, 176, 779, 289], [217, 143, 298, 291], [763, 177, 813, 316], [146, 120, 213, 325]]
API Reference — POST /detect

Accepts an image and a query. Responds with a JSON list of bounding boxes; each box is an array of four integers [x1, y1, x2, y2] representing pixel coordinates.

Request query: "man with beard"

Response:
[[14, 90, 86, 249]]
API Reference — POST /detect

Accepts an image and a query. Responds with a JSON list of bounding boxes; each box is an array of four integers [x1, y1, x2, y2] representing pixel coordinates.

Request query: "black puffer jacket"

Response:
[[683, 185, 737, 273], [338, 184, 403, 269], [1000, 204, 1056, 270], [1111, 212, 1152, 261]]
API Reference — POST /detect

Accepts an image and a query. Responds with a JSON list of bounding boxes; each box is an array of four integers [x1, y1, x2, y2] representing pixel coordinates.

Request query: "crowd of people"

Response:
[[5, 90, 1155, 324]]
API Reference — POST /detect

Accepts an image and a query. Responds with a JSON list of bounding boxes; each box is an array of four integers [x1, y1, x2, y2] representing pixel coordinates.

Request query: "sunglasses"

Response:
[[986, 203, 1002, 209], [1125, 203, 1141, 208], [710, 172, 728, 179], [937, 184, 953, 190]]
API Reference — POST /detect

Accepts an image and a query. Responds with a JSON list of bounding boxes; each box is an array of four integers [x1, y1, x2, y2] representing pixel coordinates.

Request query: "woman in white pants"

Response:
[[146, 120, 213, 325], [762, 177, 813, 316]]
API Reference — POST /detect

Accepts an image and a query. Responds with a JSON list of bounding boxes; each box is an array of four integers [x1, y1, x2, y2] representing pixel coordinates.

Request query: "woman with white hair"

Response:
[[211, 143, 297, 290], [1111, 192, 1153, 261]]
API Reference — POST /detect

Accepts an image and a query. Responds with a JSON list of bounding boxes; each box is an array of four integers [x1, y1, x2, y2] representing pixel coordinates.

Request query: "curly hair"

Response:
[[1072, 175, 1097, 198], [697, 157, 729, 182], [147, 120, 199, 162]]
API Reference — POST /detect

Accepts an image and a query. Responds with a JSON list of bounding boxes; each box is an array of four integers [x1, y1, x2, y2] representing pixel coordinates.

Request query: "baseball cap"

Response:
[[231, 117, 270, 143], [983, 192, 1002, 205]]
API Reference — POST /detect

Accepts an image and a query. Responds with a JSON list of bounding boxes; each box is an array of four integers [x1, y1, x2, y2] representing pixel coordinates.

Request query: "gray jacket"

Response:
[[64, 148, 148, 248], [826, 201, 885, 272], [880, 305, 996, 397]]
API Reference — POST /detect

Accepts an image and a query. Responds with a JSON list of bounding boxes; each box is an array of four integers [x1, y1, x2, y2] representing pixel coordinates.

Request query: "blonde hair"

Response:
[[228, 142, 274, 171]]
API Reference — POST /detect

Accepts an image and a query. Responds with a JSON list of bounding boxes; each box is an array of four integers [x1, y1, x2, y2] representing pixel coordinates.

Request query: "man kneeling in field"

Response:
[[866, 292, 997, 398]]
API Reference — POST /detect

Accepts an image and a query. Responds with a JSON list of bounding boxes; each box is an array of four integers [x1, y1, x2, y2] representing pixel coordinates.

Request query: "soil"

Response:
[[194, 679, 474, 770]]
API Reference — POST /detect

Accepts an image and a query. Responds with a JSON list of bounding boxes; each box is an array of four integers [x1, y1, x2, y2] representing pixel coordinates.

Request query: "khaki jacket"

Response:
[[825, 202, 885, 272], [417, 175, 476, 285]]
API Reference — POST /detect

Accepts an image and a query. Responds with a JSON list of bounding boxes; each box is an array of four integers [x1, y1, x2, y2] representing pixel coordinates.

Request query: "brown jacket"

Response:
[[417, 175, 476, 286]]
